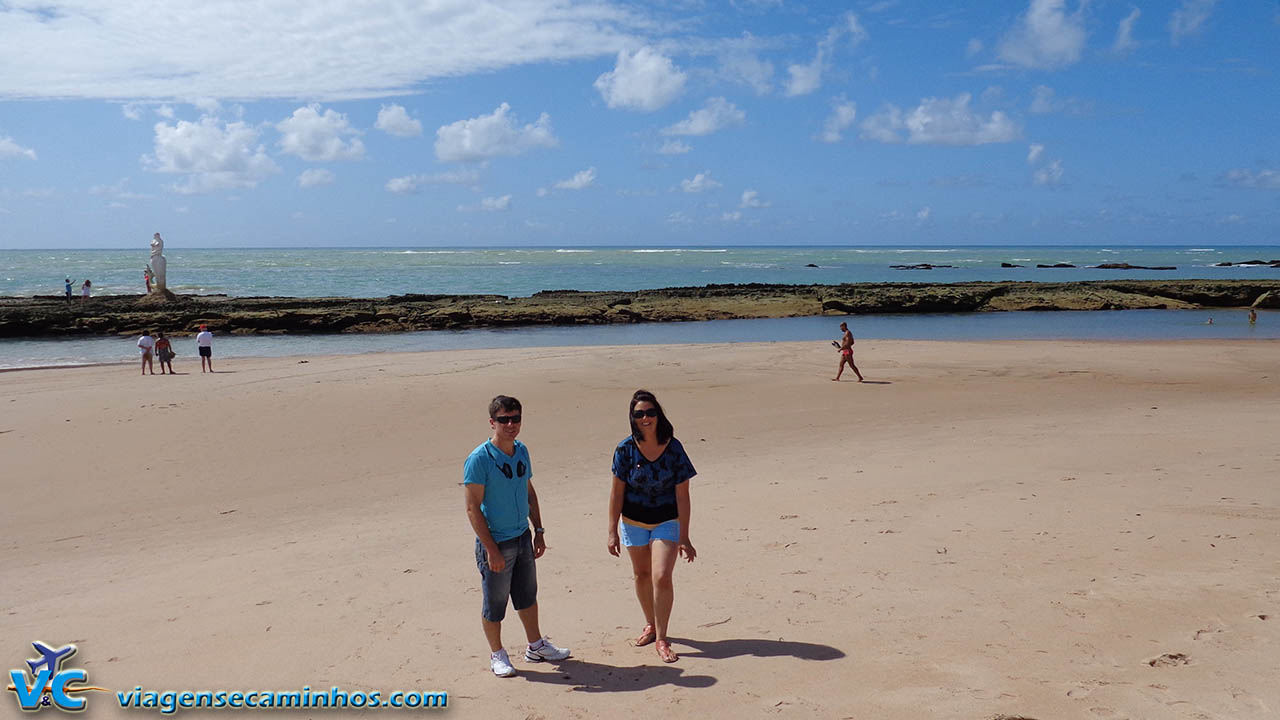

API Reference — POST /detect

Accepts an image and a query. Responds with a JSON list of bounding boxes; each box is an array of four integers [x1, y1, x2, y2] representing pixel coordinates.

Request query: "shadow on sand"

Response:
[[516, 658, 715, 692], [673, 636, 845, 662], [516, 636, 843, 692]]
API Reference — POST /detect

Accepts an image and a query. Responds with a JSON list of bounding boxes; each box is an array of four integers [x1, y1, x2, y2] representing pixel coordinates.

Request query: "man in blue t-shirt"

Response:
[[463, 395, 571, 677]]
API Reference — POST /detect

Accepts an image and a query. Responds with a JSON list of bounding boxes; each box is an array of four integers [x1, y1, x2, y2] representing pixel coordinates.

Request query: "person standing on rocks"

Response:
[[196, 325, 214, 373], [80, 279, 91, 302], [832, 321, 864, 382], [64, 278, 72, 302]]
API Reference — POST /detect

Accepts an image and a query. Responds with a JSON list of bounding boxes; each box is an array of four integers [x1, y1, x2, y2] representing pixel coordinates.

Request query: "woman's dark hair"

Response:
[[629, 389, 673, 443], [488, 395, 522, 418]]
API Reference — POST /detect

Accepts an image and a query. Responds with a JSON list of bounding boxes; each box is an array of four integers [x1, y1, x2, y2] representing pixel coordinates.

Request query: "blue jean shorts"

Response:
[[475, 530, 537, 622], [619, 518, 680, 547]]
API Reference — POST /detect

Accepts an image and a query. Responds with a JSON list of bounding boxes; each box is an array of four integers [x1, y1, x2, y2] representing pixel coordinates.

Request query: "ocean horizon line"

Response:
[[7, 242, 1280, 252]]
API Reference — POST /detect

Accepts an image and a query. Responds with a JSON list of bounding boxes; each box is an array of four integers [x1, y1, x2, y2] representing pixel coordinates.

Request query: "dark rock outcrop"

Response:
[[1036, 263, 1076, 268], [1094, 263, 1177, 270], [4, 279, 1279, 337]]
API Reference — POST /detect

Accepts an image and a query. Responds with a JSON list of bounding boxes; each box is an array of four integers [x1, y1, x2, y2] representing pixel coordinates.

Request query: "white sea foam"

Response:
[[497, 261, 522, 265], [631, 248, 727, 253], [1187, 248, 1215, 252], [555, 249, 594, 253]]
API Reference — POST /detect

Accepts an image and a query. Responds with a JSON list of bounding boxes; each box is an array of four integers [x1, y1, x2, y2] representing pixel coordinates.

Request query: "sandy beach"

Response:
[[3, 339, 1278, 719]]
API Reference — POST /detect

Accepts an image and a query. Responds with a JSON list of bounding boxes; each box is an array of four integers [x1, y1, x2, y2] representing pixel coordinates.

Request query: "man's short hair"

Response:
[[488, 395, 522, 418]]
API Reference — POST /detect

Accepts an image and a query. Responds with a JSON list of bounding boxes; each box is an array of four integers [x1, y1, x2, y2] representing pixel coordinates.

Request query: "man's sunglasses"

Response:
[[631, 408, 659, 419], [485, 445, 526, 479], [491, 415, 522, 424]]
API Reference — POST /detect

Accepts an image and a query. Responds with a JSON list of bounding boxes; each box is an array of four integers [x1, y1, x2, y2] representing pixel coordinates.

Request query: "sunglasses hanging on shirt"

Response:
[[485, 445, 526, 479]]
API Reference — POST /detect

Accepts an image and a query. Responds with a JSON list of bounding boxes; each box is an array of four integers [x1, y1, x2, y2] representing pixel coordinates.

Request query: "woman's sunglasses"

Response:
[[631, 408, 659, 419], [491, 414, 522, 424]]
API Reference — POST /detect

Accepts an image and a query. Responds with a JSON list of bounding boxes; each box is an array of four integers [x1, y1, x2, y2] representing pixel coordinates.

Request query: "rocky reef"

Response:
[[2, 279, 1277, 338]]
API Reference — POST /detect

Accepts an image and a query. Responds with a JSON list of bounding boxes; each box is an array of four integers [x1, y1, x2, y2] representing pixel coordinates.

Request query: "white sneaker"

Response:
[[524, 638, 571, 663], [490, 649, 516, 677]]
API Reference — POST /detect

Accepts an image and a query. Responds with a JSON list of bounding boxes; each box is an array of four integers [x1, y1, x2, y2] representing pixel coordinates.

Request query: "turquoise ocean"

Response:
[[2, 245, 1277, 369]]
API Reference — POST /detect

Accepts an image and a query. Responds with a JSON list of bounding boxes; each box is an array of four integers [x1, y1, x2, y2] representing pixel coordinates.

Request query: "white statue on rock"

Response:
[[150, 232, 167, 293]]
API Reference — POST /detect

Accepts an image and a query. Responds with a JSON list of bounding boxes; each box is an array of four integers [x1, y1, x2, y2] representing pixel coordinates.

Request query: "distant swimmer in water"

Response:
[[832, 321, 864, 382], [1206, 317, 1214, 325], [1249, 308, 1257, 324]]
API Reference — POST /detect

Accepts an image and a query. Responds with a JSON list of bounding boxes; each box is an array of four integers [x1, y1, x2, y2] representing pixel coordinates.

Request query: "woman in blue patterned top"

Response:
[[607, 389, 697, 663]]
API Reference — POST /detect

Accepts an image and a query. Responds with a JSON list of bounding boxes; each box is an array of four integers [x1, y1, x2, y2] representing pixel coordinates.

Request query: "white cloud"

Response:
[[658, 139, 692, 155], [1219, 169, 1280, 189], [1113, 8, 1141, 55], [860, 94, 1019, 145], [143, 117, 280, 194], [666, 211, 692, 224], [375, 104, 422, 137], [718, 49, 775, 95], [458, 195, 512, 212], [786, 12, 867, 97], [276, 104, 365, 162], [916, 206, 932, 221], [740, 189, 770, 208], [722, 211, 741, 222], [298, 168, 336, 188], [0, 3, 647, 100], [681, 172, 721, 193], [192, 97, 222, 114], [966, 38, 984, 58], [594, 46, 687, 112], [156, 104, 175, 119], [662, 97, 746, 136], [1034, 158, 1064, 186], [998, 0, 1087, 69], [0, 136, 37, 160], [1028, 143, 1045, 164], [554, 167, 597, 190], [785, 55, 825, 97], [1030, 85, 1057, 114], [122, 103, 143, 120], [435, 103, 556, 163], [384, 169, 481, 194], [1169, 0, 1216, 45], [821, 98, 857, 143]]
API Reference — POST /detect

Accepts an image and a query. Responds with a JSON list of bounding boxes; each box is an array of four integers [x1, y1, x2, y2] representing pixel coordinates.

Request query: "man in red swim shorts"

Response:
[[833, 321, 864, 382]]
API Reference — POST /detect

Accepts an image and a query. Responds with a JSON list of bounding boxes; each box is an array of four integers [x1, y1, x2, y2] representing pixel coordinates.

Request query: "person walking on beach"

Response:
[[463, 395, 571, 678], [154, 332, 175, 374], [137, 330, 155, 375], [195, 325, 214, 373], [607, 389, 697, 663], [64, 278, 72, 303], [80, 279, 91, 302], [833, 321, 864, 382]]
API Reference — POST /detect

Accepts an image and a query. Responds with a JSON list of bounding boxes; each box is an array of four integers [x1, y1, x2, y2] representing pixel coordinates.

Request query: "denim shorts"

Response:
[[619, 518, 680, 547], [475, 530, 537, 622]]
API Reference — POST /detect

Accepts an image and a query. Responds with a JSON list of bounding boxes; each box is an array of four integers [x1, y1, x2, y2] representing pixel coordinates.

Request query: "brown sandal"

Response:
[[631, 623, 656, 647], [655, 639, 678, 663]]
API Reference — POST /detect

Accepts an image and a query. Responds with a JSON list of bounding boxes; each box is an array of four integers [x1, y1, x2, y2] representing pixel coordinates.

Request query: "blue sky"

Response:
[[0, 0, 1276, 248]]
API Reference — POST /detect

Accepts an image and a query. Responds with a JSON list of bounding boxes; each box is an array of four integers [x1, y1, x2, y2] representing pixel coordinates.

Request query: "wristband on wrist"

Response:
[[534, 527, 545, 534]]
